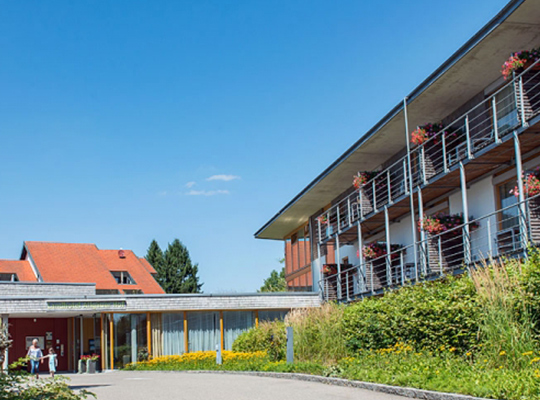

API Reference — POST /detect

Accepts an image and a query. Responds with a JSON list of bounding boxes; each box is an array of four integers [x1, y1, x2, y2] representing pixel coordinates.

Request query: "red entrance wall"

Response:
[[9, 318, 69, 372]]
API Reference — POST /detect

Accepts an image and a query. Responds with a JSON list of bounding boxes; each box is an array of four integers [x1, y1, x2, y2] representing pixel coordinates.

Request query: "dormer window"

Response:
[[0, 273, 18, 282], [111, 271, 136, 285]]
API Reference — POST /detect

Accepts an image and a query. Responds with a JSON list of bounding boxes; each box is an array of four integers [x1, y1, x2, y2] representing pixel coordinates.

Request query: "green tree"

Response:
[[259, 258, 287, 292], [145, 239, 164, 281], [159, 239, 203, 293]]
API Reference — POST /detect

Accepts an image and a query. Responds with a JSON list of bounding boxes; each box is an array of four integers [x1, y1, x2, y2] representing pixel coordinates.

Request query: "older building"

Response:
[[256, 0, 540, 302], [0, 242, 319, 371]]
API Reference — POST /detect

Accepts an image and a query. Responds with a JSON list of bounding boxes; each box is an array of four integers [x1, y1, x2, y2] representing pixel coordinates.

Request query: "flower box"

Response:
[[87, 360, 97, 374], [77, 359, 86, 374]]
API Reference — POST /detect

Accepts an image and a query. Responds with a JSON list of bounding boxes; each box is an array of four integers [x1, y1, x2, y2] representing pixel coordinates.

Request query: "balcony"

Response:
[[319, 193, 540, 303], [315, 61, 540, 244]]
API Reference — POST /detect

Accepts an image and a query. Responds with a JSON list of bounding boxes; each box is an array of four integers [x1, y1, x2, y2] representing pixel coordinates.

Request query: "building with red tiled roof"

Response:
[[0, 260, 37, 282], [19, 241, 164, 295]]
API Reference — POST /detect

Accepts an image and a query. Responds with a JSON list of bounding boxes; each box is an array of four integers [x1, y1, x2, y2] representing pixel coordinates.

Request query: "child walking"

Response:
[[42, 347, 58, 377]]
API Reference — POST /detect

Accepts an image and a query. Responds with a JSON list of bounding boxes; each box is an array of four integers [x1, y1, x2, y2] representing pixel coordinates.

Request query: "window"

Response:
[[123, 289, 143, 295], [498, 181, 519, 230], [111, 271, 136, 285], [0, 273, 18, 282], [96, 289, 120, 295]]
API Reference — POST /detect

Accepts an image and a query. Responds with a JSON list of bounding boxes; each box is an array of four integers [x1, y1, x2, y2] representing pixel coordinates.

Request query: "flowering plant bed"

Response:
[[420, 213, 479, 236], [362, 242, 403, 260], [411, 122, 457, 146], [80, 354, 100, 362], [502, 47, 540, 80], [510, 169, 540, 198], [353, 171, 379, 189], [316, 215, 328, 225]]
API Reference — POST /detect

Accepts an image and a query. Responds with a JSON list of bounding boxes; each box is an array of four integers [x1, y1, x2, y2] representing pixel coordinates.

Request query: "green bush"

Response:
[[232, 321, 286, 361], [342, 275, 480, 353]]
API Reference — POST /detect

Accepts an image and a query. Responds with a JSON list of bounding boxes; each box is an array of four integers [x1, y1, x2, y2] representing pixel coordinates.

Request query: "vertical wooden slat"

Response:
[[100, 314, 105, 371], [219, 311, 224, 351], [109, 314, 114, 370], [183, 311, 188, 353], [146, 312, 151, 358], [254, 310, 259, 328]]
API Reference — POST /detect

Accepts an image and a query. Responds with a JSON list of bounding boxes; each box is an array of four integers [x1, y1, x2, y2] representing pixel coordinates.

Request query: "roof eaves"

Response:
[[254, 0, 525, 239]]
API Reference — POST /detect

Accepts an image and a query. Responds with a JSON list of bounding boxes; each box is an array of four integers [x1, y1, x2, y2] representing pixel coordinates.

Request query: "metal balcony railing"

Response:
[[319, 193, 540, 303], [316, 59, 540, 244]]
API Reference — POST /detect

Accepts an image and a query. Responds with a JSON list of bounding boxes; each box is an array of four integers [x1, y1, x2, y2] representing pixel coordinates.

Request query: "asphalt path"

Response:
[[67, 371, 410, 400]]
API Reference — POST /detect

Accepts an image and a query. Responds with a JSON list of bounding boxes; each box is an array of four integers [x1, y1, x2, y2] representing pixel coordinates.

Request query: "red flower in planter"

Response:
[[419, 213, 479, 236], [510, 169, 540, 198], [317, 215, 328, 225], [322, 264, 337, 275], [353, 171, 378, 190], [501, 48, 540, 80], [362, 242, 403, 260], [410, 123, 455, 146]]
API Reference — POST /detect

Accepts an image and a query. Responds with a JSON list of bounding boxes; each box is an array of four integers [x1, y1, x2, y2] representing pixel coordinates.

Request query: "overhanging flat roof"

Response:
[[256, 0, 540, 240]]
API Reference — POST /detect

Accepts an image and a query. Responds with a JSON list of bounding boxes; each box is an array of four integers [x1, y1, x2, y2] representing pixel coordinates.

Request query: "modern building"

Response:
[[0, 242, 319, 371], [256, 0, 540, 301]]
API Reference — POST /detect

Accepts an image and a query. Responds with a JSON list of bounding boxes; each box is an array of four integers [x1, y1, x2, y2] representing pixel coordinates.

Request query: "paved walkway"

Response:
[[67, 371, 409, 400]]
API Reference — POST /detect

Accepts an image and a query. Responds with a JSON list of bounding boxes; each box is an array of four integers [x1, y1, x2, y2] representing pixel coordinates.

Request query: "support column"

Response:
[[514, 131, 529, 251], [1, 315, 8, 371], [460, 162, 471, 265], [357, 221, 365, 293], [183, 312, 189, 353], [403, 98, 419, 281], [316, 241, 322, 297], [418, 188, 425, 276], [219, 311, 224, 352], [147, 313, 152, 359], [335, 234, 342, 300], [79, 316, 84, 359], [254, 311, 259, 328], [131, 315, 137, 364], [100, 314, 105, 371], [109, 314, 114, 370], [384, 206, 392, 286]]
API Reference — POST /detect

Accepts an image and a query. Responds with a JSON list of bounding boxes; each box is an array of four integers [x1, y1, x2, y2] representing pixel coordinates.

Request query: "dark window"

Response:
[[0, 273, 18, 282], [123, 289, 143, 295], [111, 271, 136, 285], [96, 289, 120, 295]]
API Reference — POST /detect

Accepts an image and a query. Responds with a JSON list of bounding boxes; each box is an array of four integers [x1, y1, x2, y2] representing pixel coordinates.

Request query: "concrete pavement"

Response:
[[67, 371, 410, 400]]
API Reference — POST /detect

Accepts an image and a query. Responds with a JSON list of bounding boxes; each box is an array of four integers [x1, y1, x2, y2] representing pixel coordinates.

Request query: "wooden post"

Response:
[[183, 312, 188, 353], [100, 314, 105, 371], [219, 311, 224, 352], [254, 310, 259, 328], [147, 312, 152, 358], [109, 314, 114, 370]]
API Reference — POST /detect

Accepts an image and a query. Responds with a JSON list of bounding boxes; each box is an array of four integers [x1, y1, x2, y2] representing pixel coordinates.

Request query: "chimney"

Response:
[[118, 249, 126, 259]]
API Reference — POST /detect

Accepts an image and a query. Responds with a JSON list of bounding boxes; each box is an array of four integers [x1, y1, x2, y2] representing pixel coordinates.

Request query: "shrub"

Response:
[[342, 275, 480, 352], [232, 321, 286, 361]]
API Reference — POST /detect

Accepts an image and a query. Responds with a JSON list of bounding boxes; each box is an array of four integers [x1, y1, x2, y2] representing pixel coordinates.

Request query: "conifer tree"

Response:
[[161, 239, 203, 293], [259, 258, 287, 292], [145, 239, 164, 281]]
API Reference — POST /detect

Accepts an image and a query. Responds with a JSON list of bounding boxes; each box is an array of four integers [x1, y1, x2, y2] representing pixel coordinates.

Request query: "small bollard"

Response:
[[216, 344, 222, 365], [286, 326, 294, 364]]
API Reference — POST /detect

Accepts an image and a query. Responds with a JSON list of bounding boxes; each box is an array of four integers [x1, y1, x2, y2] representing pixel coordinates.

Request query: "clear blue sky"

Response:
[[0, 0, 509, 292]]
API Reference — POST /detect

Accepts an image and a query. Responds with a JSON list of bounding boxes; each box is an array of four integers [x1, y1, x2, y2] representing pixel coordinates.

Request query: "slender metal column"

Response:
[[357, 221, 365, 293], [460, 162, 471, 265], [317, 241, 323, 299], [519, 76, 527, 127], [384, 206, 392, 286], [465, 115, 472, 159], [418, 188, 425, 276], [80, 316, 84, 359], [514, 131, 529, 252], [492, 97, 500, 143], [335, 235, 342, 300], [403, 98, 419, 281]]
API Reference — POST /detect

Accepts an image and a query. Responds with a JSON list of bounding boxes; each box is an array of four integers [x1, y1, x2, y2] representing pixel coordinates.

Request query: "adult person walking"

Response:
[[26, 339, 43, 379]]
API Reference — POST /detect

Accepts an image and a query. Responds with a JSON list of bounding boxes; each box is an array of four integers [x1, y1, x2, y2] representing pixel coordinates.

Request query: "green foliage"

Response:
[[259, 263, 286, 293], [145, 239, 163, 281], [232, 321, 286, 361], [233, 304, 348, 364], [342, 276, 480, 353], [150, 239, 203, 294]]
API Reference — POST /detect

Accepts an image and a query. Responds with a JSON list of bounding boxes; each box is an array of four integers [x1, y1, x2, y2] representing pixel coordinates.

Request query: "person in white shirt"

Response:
[[41, 347, 58, 377], [26, 339, 43, 379]]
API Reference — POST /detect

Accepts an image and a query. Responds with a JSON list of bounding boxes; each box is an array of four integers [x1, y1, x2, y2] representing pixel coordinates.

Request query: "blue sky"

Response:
[[0, 0, 509, 292]]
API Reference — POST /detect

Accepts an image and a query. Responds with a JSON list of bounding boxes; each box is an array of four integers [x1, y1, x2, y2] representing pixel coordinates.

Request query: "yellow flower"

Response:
[[499, 351, 506, 356], [523, 351, 534, 356], [449, 347, 456, 352], [530, 357, 540, 364], [466, 352, 472, 356]]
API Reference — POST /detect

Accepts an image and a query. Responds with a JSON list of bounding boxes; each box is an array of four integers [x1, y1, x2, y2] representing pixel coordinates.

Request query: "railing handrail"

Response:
[[314, 60, 540, 240], [318, 192, 540, 299]]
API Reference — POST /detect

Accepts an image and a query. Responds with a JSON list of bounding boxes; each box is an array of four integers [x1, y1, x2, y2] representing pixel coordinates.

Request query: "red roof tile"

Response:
[[23, 241, 164, 294], [138, 258, 157, 274], [0, 260, 36, 282], [98, 250, 164, 294]]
